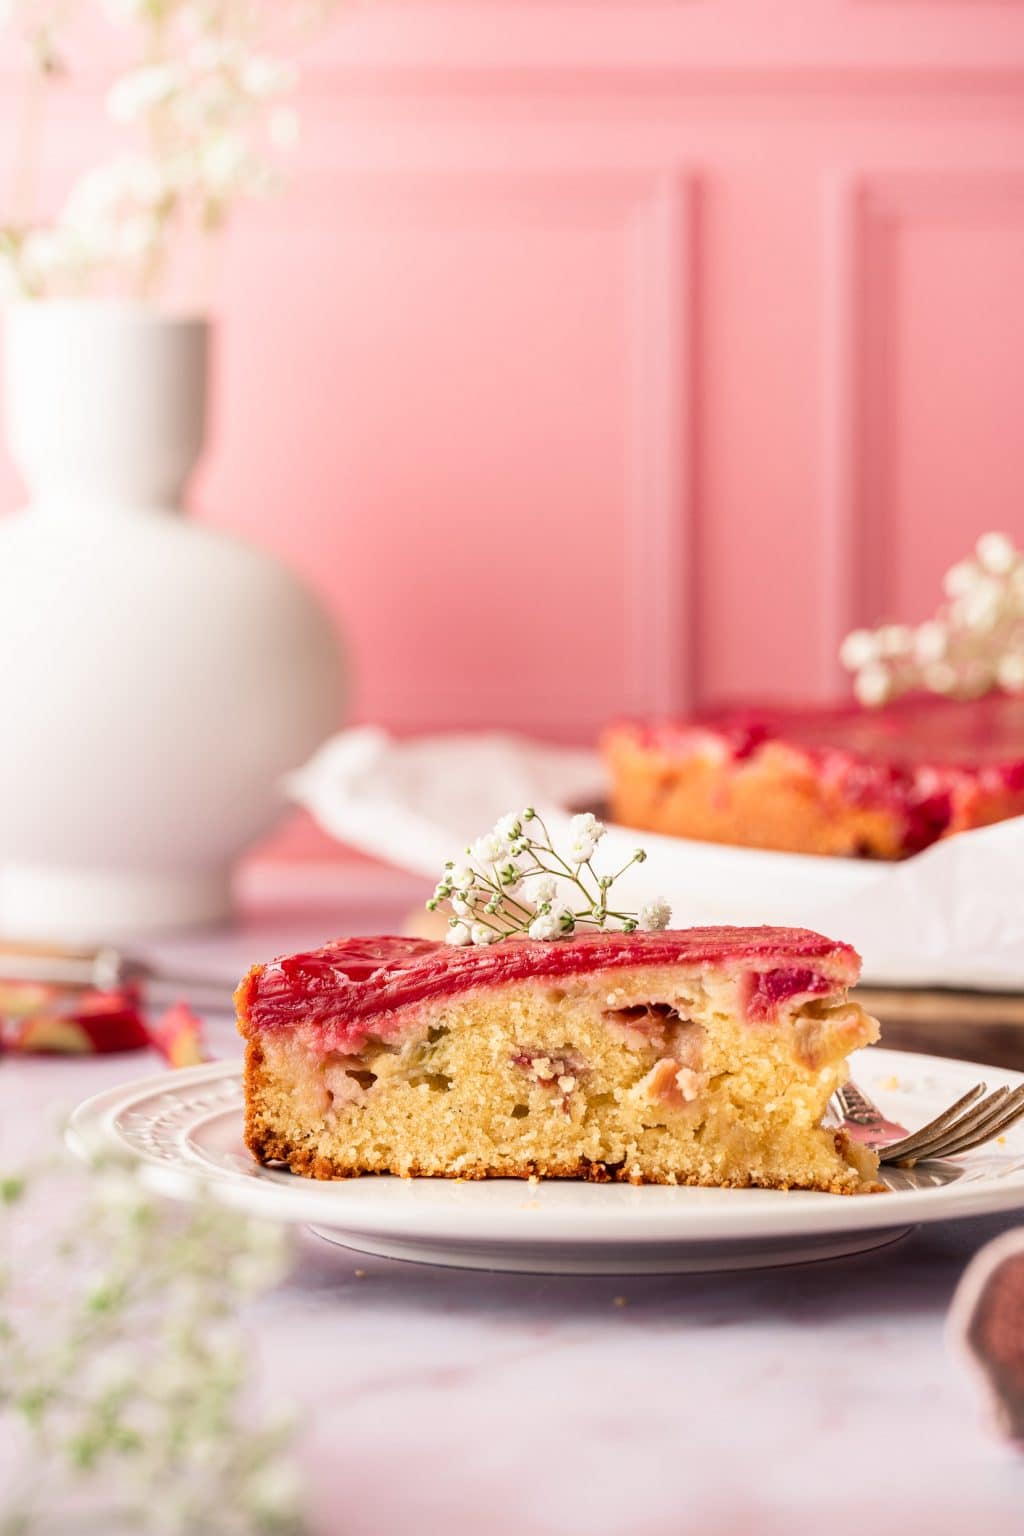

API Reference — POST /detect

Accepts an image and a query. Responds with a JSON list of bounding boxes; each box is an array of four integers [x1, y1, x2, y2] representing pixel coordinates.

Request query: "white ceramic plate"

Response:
[[66, 1048, 1024, 1275]]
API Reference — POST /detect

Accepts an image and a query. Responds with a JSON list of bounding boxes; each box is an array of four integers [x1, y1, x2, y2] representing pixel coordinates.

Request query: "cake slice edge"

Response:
[[238, 928, 882, 1194]]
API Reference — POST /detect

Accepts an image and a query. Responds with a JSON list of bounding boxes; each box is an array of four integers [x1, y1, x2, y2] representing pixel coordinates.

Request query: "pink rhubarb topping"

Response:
[[236, 926, 859, 1055], [614, 693, 1024, 854]]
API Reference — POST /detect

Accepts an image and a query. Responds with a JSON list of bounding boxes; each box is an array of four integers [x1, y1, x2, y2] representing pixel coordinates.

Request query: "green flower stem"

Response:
[[457, 912, 506, 939], [481, 869, 534, 922], [521, 846, 597, 911], [608, 852, 643, 883]]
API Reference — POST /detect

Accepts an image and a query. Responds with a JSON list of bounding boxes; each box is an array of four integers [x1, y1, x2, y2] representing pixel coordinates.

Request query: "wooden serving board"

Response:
[[854, 986, 1024, 1072]]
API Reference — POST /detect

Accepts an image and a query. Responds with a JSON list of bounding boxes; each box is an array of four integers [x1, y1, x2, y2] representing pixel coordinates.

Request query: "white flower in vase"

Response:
[[1, 0, 343, 300]]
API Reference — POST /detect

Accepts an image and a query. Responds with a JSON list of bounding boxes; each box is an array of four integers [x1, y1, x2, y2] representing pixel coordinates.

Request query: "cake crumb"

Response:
[[354, 1269, 367, 1279], [881, 1075, 901, 1091], [558, 1075, 576, 1094], [613, 1295, 628, 1308], [528, 1174, 540, 1186]]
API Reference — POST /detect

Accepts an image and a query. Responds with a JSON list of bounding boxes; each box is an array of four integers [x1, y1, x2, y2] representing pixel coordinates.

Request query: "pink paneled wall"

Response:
[[2, 2, 1024, 741]]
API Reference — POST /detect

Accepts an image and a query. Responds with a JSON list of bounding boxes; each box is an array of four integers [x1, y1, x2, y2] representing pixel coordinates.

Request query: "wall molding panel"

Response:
[[3, 2, 1024, 728], [208, 164, 698, 736], [823, 168, 1024, 687], [625, 171, 696, 718]]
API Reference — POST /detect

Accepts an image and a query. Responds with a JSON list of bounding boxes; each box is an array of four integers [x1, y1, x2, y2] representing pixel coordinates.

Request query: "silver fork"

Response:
[[833, 1078, 1024, 1167]]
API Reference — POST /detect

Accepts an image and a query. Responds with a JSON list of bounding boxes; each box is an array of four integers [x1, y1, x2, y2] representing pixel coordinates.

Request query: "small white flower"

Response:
[[839, 629, 878, 670], [451, 893, 476, 918], [944, 560, 978, 599], [445, 922, 472, 946], [18, 227, 74, 286], [92, 1167, 154, 1217], [875, 624, 913, 658], [638, 897, 672, 931], [528, 912, 561, 942], [471, 924, 497, 946], [243, 1460, 302, 1525], [914, 620, 948, 664], [448, 865, 474, 890], [494, 859, 523, 892], [493, 811, 523, 841], [66, 154, 168, 222], [188, 36, 237, 74], [569, 811, 605, 845], [200, 135, 252, 196], [116, 213, 163, 262], [997, 652, 1024, 692], [470, 832, 508, 866], [568, 836, 597, 865], [241, 55, 298, 98], [976, 531, 1017, 576], [957, 579, 1003, 634], [86, 1342, 138, 1394], [107, 63, 183, 123], [853, 661, 892, 707], [531, 876, 557, 908]]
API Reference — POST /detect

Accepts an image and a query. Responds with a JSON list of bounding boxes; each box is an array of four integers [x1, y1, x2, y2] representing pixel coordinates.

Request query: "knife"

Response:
[[0, 941, 236, 1013]]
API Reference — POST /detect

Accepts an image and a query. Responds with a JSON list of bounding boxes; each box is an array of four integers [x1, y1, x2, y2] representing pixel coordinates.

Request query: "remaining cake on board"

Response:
[[236, 926, 881, 1194], [602, 693, 1024, 860]]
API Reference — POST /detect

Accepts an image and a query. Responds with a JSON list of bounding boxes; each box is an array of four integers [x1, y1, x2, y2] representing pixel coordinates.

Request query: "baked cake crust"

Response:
[[237, 927, 881, 1194], [603, 694, 1024, 859]]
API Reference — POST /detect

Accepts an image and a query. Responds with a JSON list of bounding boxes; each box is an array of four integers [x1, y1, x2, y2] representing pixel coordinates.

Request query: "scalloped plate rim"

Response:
[[63, 1047, 1024, 1256]]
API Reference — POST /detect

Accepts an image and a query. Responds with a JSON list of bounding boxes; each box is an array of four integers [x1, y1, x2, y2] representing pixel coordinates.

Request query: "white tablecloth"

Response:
[[3, 882, 1023, 1536]]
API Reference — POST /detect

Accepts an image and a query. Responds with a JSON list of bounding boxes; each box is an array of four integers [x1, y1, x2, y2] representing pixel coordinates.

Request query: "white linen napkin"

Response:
[[288, 728, 1024, 990]]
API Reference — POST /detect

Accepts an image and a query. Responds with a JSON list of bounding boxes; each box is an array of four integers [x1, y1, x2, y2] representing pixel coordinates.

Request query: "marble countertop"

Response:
[[3, 886, 1023, 1536]]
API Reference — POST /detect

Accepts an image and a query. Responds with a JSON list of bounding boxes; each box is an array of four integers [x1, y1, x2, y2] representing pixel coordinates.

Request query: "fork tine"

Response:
[[886, 1087, 1013, 1167], [917, 1085, 1024, 1162], [879, 1083, 987, 1160], [907, 1087, 1011, 1157], [888, 1087, 1010, 1165]]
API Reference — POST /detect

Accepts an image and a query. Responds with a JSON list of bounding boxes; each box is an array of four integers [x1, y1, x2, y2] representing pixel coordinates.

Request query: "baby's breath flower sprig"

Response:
[[840, 531, 1024, 707], [0, 1153, 304, 1535], [0, 1, 343, 302], [426, 809, 671, 946]]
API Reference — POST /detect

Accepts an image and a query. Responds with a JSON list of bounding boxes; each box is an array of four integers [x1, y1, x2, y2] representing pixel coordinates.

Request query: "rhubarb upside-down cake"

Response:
[[603, 694, 1024, 860], [236, 926, 881, 1193]]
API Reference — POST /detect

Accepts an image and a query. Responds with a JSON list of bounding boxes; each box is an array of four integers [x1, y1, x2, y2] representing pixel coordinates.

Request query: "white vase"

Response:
[[0, 301, 344, 941]]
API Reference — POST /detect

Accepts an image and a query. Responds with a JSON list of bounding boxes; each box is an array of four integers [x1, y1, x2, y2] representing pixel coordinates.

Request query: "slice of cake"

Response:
[[236, 926, 880, 1192], [603, 693, 1024, 860]]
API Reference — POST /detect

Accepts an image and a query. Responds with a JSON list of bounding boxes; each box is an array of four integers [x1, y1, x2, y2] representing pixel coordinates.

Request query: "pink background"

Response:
[[3, 1, 1024, 743]]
